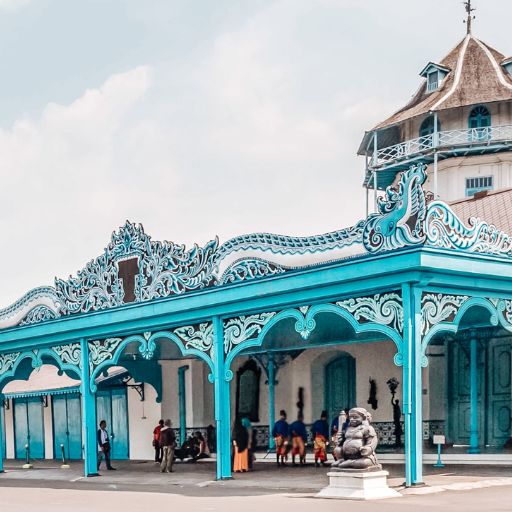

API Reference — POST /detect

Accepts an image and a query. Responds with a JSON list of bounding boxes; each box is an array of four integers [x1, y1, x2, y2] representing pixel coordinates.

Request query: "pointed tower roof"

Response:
[[370, 34, 512, 132]]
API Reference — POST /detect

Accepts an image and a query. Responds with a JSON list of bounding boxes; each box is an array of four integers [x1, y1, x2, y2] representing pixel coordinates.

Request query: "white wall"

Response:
[[43, 396, 53, 459], [5, 402, 14, 459], [127, 383, 161, 460]]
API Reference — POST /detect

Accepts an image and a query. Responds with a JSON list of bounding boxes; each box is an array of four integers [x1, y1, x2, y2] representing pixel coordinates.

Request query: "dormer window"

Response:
[[420, 62, 450, 93], [502, 57, 512, 76], [427, 72, 439, 92]]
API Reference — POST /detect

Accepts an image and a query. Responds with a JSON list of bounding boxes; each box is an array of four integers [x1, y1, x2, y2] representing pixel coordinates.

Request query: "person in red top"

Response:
[[153, 419, 164, 463]]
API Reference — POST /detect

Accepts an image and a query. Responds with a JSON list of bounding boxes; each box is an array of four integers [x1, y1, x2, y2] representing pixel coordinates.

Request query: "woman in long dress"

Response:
[[232, 417, 249, 472]]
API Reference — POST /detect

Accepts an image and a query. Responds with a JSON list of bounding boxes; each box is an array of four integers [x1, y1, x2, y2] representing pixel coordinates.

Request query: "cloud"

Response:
[[0, 0, 30, 11]]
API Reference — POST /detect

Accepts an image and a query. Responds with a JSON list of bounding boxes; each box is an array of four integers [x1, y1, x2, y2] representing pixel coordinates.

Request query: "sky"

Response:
[[0, 0, 511, 306]]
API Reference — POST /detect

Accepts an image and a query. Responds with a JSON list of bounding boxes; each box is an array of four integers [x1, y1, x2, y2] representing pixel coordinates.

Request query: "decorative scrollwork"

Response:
[[224, 312, 277, 354], [0, 352, 21, 374], [425, 202, 512, 255], [218, 259, 286, 285], [421, 293, 469, 335], [173, 323, 213, 353], [88, 338, 123, 373], [337, 293, 404, 332], [19, 305, 58, 326], [53, 343, 82, 368], [363, 164, 427, 252]]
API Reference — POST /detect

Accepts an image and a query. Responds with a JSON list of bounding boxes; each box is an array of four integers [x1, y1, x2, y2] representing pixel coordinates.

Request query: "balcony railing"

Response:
[[372, 124, 512, 168]]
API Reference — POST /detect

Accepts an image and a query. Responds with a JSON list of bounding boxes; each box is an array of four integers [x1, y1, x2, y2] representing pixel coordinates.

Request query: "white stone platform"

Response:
[[316, 469, 402, 500]]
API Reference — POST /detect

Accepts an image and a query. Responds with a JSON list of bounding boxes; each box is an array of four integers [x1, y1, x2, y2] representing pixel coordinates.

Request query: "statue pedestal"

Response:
[[316, 470, 402, 500]]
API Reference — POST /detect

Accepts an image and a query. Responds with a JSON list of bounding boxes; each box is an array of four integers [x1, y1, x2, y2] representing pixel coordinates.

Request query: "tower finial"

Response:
[[463, 0, 476, 35]]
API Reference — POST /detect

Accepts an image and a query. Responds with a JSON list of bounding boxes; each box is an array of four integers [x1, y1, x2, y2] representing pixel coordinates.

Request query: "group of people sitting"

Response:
[[273, 409, 349, 467], [152, 419, 210, 473]]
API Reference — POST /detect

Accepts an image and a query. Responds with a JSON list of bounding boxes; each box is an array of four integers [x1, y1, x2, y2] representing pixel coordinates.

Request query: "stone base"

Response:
[[316, 470, 402, 500]]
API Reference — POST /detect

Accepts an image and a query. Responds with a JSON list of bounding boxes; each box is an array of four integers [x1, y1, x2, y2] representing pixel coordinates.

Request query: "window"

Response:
[[419, 116, 440, 138], [468, 105, 491, 141], [465, 176, 493, 197], [427, 71, 439, 92]]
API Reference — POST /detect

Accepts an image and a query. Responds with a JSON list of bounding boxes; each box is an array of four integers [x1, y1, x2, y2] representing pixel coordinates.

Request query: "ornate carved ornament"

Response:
[[421, 293, 470, 337], [1, 165, 430, 329], [336, 292, 403, 333], [425, 201, 512, 256]]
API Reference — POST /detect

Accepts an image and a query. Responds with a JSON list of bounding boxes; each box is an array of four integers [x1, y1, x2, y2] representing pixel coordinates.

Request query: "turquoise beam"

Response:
[[468, 332, 480, 454], [402, 283, 423, 487], [178, 365, 189, 446], [267, 355, 276, 451], [0, 398, 4, 473], [212, 316, 232, 480], [80, 338, 98, 477]]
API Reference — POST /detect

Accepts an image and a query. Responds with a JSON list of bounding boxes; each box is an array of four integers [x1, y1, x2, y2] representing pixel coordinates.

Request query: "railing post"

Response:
[[80, 338, 98, 477], [212, 316, 232, 480], [433, 111, 439, 198], [373, 131, 378, 212]]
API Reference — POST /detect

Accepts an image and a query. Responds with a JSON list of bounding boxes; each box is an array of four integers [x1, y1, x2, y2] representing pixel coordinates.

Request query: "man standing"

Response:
[[312, 410, 329, 467], [272, 410, 289, 466], [159, 419, 176, 473], [289, 413, 307, 466], [153, 419, 164, 463], [97, 420, 115, 471]]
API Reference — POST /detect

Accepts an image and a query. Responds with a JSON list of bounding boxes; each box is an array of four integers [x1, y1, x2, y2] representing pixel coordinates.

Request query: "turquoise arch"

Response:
[[89, 330, 215, 392], [0, 348, 81, 394], [224, 302, 404, 380], [420, 296, 509, 367]]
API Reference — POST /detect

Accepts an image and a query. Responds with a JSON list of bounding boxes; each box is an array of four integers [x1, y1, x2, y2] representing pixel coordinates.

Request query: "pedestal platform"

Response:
[[316, 469, 402, 500]]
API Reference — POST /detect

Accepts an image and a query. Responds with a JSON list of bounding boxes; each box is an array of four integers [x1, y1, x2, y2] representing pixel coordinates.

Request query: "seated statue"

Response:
[[331, 407, 381, 471]]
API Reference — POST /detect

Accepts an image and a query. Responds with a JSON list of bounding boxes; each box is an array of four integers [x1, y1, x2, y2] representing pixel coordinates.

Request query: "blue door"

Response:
[[325, 354, 356, 426], [52, 394, 82, 460], [14, 397, 45, 459], [96, 388, 129, 460]]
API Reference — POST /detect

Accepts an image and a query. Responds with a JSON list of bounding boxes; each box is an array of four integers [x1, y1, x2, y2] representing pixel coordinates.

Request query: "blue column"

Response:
[[80, 339, 98, 476], [402, 283, 423, 486], [0, 397, 4, 473], [268, 355, 276, 451], [468, 331, 480, 454], [212, 316, 232, 480], [178, 365, 189, 446]]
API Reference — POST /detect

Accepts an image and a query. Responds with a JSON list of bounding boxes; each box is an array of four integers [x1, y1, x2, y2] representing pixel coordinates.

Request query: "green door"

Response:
[[52, 394, 82, 460], [487, 340, 511, 446], [449, 338, 511, 447], [96, 388, 129, 460], [14, 397, 45, 459], [325, 354, 356, 425]]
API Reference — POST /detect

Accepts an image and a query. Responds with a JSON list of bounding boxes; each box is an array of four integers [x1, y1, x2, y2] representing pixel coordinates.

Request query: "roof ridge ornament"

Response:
[[463, 0, 476, 35]]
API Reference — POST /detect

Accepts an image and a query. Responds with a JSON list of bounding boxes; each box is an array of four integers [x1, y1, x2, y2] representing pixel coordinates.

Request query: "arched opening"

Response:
[[324, 353, 355, 424], [424, 300, 512, 454], [419, 116, 440, 138], [468, 105, 491, 141]]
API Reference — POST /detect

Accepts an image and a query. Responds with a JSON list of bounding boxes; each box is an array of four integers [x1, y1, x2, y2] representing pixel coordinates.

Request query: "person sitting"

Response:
[[289, 413, 307, 466], [272, 410, 289, 466], [194, 431, 209, 460]]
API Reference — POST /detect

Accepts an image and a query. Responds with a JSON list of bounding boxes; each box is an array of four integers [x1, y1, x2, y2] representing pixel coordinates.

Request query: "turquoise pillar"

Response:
[[0, 397, 4, 473], [178, 365, 189, 446], [468, 331, 480, 454], [402, 283, 423, 486], [212, 316, 232, 480], [267, 355, 276, 451], [80, 339, 98, 476]]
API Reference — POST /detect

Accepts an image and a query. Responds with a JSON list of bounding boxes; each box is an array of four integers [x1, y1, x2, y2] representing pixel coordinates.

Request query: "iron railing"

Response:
[[372, 124, 512, 167]]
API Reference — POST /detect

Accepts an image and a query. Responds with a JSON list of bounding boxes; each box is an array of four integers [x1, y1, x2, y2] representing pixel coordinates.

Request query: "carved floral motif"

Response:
[[223, 312, 277, 354], [173, 323, 213, 353]]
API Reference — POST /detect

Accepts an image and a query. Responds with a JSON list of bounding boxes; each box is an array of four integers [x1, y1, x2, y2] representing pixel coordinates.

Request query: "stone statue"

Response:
[[331, 407, 381, 470]]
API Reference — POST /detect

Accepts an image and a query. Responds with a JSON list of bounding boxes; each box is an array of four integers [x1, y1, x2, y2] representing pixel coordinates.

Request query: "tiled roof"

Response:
[[449, 187, 512, 234], [373, 35, 512, 131]]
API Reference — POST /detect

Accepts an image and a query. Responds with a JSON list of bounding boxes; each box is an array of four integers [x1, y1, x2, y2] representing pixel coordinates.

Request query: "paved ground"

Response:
[[1, 459, 512, 498], [2, 485, 512, 512]]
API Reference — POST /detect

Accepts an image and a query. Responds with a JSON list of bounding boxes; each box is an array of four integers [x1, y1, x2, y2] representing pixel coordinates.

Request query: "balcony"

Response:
[[371, 124, 512, 170]]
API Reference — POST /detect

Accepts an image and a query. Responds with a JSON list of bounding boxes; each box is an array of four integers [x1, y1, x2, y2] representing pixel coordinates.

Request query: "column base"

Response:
[[317, 470, 402, 500]]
